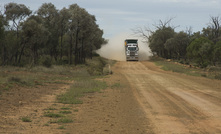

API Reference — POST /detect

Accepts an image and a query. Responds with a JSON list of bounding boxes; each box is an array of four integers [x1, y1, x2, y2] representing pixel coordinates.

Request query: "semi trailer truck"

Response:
[[125, 39, 139, 61]]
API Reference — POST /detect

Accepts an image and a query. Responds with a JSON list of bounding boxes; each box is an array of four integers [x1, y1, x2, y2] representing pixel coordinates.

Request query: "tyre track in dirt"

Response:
[[116, 61, 221, 134]]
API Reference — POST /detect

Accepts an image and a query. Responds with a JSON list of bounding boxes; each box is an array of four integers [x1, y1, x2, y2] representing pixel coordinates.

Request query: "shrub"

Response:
[[8, 77, 27, 85], [215, 73, 221, 80], [8, 76, 22, 83], [39, 55, 52, 68], [57, 118, 73, 123], [44, 112, 64, 118], [21, 117, 32, 122]]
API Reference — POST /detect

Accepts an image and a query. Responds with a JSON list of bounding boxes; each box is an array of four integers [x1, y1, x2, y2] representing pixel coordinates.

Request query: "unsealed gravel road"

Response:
[[115, 61, 221, 133], [1, 61, 220, 134]]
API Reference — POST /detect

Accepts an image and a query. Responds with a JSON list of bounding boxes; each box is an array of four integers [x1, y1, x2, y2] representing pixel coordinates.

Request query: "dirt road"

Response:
[[114, 61, 221, 133], [1, 61, 221, 133]]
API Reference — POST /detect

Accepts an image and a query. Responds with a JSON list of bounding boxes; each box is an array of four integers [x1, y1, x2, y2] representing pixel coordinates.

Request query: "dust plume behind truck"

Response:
[[125, 39, 139, 61]]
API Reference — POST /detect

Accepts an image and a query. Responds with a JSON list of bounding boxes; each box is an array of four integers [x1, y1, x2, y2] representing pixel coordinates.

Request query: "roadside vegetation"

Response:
[[134, 17, 221, 69], [57, 78, 107, 104], [151, 57, 221, 80], [0, 56, 113, 131], [0, 56, 111, 96], [0, 2, 107, 67]]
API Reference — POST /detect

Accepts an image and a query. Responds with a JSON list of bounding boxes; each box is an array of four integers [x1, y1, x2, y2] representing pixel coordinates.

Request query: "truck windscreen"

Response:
[[127, 40, 137, 43]]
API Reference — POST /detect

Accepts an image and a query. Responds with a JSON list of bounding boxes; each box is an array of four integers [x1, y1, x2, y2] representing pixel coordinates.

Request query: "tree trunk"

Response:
[[81, 39, 85, 63], [69, 34, 73, 65], [75, 28, 79, 65], [1, 43, 7, 65], [60, 33, 63, 60], [18, 43, 26, 65]]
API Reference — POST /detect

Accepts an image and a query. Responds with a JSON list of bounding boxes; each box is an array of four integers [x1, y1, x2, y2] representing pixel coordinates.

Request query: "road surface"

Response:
[[114, 61, 221, 133], [1, 61, 220, 134]]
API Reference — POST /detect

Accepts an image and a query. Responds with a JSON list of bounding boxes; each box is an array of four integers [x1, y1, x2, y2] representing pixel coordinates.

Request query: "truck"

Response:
[[125, 39, 139, 61]]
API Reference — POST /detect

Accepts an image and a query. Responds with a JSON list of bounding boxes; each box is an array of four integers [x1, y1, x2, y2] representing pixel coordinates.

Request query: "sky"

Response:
[[0, 0, 221, 39]]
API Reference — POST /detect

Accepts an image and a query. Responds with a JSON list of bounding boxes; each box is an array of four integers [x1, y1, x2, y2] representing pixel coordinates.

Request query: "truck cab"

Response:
[[125, 39, 139, 61]]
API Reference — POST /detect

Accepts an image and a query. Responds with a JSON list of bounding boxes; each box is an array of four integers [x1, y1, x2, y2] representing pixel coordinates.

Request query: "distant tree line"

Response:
[[0, 2, 107, 66], [135, 17, 221, 68]]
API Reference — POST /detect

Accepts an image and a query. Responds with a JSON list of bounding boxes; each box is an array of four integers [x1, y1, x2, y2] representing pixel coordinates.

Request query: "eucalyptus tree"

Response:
[[187, 37, 214, 67], [165, 31, 189, 59], [1, 2, 106, 66], [4, 2, 31, 64], [4, 3, 31, 34], [37, 3, 59, 60], [80, 16, 106, 60], [0, 16, 4, 39], [68, 4, 106, 64], [209, 16, 220, 43], [0, 15, 6, 64], [68, 4, 85, 65], [149, 26, 175, 58], [213, 41, 221, 65], [58, 7, 70, 59], [20, 15, 49, 65], [134, 18, 176, 58]]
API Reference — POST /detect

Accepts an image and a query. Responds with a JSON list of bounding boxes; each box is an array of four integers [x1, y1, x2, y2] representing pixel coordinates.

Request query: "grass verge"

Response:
[[57, 78, 107, 104], [21, 117, 32, 122], [152, 58, 221, 79], [44, 112, 64, 118]]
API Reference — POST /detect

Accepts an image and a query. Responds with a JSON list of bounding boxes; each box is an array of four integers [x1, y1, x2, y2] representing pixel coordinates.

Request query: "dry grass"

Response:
[[153, 58, 221, 80]]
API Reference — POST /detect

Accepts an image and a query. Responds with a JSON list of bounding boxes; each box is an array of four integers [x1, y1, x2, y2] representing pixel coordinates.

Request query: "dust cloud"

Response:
[[96, 33, 152, 61]]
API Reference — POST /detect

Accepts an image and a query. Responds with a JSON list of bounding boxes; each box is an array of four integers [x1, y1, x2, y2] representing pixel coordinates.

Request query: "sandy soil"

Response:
[[1, 61, 221, 134], [117, 61, 221, 133]]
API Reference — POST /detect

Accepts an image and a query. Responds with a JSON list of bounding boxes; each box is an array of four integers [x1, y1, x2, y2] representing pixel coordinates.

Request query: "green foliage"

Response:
[[57, 125, 65, 129], [5, 3, 32, 22], [154, 59, 205, 77], [149, 26, 175, 58], [44, 112, 64, 118], [0, 2, 106, 66], [39, 55, 52, 68], [0, 16, 4, 40], [60, 107, 71, 110], [165, 31, 189, 59], [59, 111, 72, 114], [187, 37, 214, 67], [213, 41, 221, 64], [111, 83, 121, 89], [57, 118, 73, 123], [57, 75, 107, 104], [86, 57, 107, 75], [21, 117, 32, 122]]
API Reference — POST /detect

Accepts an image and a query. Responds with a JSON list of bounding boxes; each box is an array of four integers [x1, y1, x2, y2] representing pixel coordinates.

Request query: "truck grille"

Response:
[[130, 52, 135, 56]]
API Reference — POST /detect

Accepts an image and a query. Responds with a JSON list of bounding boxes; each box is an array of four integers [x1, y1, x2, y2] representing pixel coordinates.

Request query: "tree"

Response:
[[67, 4, 104, 65], [187, 37, 214, 67], [0, 15, 6, 65], [213, 41, 221, 65], [58, 7, 70, 59], [4, 2, 31, 64], [134, 18, 176, 58], [0, 2, 106, 66], [209, 16, 220, 43], [37, 3, 59, 60], [4, 3, 32, 32], [67, 4, 81, 65], [20, 15, 49, 65], [149, 26, 175, 58], [165, 31, 189, 59]]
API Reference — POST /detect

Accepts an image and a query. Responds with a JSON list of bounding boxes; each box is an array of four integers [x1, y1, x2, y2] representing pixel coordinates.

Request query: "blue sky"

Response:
[[0, 0, 220, 38]]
